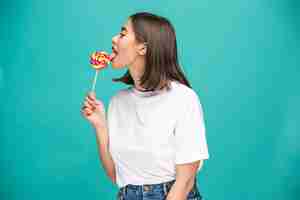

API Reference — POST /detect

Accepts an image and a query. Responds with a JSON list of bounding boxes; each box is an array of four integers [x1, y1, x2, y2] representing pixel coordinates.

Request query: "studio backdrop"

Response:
[[0, 0, 299, 199]]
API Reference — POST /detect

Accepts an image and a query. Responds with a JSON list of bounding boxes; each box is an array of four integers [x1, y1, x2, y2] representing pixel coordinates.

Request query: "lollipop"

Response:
[[89, 51, 112, 92], [90, 51, 112, 69]]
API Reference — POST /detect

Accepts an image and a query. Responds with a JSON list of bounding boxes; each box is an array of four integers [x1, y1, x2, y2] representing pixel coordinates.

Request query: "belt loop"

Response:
[[123, 186, 127, 196], [164, 180, 173, 195], [163, 182, 167, 195]]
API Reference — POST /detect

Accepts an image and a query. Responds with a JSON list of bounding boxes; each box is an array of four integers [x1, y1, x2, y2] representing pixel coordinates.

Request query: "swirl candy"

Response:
[[90, 51, 112, 70], [89, 51, 112, 92]]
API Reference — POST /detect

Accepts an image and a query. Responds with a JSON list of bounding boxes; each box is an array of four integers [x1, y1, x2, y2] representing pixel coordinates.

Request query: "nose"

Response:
[[112, 34, 118, 45]]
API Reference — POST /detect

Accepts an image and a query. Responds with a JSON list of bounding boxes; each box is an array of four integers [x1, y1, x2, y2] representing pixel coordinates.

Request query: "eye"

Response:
[[119, 32, 126, 38]]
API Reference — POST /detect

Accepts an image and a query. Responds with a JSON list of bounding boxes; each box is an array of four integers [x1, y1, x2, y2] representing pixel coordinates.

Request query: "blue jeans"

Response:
[[116, 179, 203, 200]]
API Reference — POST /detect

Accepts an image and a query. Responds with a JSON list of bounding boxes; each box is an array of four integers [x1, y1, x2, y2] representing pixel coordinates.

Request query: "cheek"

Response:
[[120, 43, 136, 61], [112, 41, 136, 68]]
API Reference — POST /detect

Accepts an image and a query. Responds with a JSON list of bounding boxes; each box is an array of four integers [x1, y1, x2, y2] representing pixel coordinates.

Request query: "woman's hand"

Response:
[[81, 91, 107, 129]]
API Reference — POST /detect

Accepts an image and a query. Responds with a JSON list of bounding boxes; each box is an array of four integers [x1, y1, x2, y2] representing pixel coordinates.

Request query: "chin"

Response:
[[111, 62, 126, 69]]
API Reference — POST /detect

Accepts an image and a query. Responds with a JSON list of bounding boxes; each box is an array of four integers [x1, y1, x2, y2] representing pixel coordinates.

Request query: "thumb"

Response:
[[95, 99, 102, 105]]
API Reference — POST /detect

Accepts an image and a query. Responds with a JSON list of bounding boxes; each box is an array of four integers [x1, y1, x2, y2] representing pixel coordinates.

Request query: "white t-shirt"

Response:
[[107, 80, 209, 188]]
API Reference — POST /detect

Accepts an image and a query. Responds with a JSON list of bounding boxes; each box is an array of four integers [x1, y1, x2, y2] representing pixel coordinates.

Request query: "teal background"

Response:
[[1, 0, 299, 199]]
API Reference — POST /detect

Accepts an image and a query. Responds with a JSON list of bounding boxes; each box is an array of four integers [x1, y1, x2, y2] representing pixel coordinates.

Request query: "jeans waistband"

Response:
[[119, 179, 176, 196]]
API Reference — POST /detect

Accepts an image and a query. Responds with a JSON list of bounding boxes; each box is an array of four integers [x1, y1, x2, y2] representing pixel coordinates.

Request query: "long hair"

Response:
[[112, 12, 192, 91]]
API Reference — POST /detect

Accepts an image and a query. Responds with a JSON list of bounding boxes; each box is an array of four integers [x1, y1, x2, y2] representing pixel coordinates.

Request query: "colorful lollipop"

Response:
[[89, 51, 112, 92]]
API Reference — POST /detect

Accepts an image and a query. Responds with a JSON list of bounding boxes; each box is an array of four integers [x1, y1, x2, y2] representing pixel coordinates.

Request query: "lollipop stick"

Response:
[[91, 70, 99, 92]]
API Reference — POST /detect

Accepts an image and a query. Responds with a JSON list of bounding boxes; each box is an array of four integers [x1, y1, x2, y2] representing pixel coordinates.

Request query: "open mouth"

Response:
[[111, 46, 118, 61]]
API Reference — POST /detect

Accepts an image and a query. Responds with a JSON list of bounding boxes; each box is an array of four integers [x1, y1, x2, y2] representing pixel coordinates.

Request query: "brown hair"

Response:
[[112, 12, 192, 91]]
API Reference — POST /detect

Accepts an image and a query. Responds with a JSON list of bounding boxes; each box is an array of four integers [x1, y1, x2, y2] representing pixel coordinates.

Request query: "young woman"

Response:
[[81, 12, 209, 200]]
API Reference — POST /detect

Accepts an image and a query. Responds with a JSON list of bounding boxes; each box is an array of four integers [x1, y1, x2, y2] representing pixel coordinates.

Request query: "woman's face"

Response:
[[111, 19, 142, 68]]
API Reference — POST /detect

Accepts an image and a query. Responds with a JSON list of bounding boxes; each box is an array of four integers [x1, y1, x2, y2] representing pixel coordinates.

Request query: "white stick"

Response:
[[91, 70, 99, 92]]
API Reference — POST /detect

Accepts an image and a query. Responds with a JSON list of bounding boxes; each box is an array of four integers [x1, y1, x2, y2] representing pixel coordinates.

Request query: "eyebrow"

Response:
[[121, 26, 128, 32]]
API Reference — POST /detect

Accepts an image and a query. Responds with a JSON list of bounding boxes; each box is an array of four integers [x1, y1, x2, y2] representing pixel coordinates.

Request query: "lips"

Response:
[[111, 46, 118, 60]]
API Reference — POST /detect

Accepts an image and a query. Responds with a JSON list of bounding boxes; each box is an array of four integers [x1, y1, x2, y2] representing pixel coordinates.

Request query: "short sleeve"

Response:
[[174, 91, 209, 166]]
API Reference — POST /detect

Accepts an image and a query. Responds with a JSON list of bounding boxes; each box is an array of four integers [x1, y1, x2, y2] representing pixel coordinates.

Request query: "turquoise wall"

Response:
[[1, 0, 299, 199]]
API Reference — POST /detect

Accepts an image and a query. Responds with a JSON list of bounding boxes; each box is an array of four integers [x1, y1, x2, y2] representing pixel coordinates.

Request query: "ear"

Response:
[[137, 42, 147, 56]]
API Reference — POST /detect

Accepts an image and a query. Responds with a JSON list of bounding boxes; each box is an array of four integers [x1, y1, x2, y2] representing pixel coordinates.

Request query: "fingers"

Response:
[[81, 107, 93, 116], [83, 101, 95, 110], [84, 92, 98, 108], [85, 96, 96, 107], [81, 101, 94, 114], [87, 92, 96, 100], [81, 92, 99, 116]]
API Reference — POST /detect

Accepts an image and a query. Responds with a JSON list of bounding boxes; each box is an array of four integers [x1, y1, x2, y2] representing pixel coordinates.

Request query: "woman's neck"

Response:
[[128, 57, 146, 91]]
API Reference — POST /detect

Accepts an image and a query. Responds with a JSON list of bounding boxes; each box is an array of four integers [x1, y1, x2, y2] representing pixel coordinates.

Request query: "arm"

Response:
[[167, 91, 209, 199], [81, 92, 117, 184], [166, 160, 203, 200], [94, 124, 117, 184]]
